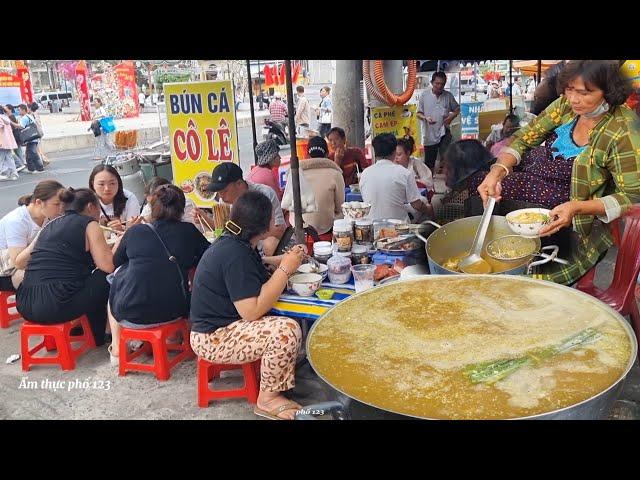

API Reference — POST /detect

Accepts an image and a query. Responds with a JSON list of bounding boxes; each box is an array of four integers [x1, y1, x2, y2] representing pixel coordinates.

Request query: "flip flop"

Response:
[[254, 402, 301, 420]]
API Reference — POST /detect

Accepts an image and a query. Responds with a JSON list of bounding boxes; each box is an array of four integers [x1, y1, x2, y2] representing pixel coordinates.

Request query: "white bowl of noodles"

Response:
[[506, 208, 552, 238]]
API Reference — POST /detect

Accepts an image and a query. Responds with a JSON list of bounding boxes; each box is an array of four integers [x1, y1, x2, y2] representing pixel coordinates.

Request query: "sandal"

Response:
[[254, 402, 301, 420], [107, 345, 119, 366]]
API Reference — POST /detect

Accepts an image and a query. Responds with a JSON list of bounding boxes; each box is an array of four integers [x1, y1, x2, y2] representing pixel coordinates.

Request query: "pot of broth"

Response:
[[415, 216, 554, 275], [302, 276, 637, 420]]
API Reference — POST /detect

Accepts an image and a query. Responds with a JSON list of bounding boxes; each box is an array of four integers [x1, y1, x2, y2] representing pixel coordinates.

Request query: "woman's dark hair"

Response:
[[228, 190, 272, 241], [144, 176, 171, 196], [557, 60, 631, 108], [443, 139, 492, 189], [18, 103, 28, 112], [89, 164, 127, 218], [327, 126, 345, 139], [372, 133, 398, 159], [29, 102, 39, 112], [18, 180, 64, 206], [150, 184, 185, 222], [59, 188, 99, 213], [396, 136, 415, 155]]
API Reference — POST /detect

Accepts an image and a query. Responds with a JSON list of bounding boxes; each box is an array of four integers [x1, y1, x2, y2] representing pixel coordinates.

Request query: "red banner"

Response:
[[15, 61, 34, 104], [114, 61, 139, 118], [75, 60, 91, 121], [0, 72, 20, 88]]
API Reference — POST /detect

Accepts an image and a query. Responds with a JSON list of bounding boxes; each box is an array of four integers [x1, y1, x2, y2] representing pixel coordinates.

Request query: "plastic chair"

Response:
[[197, 358, 261, 408], [119, 318, 193, 381], [0, 291, 22, 328], [575, 206, 640, 338], [21, 315, 95, 371]]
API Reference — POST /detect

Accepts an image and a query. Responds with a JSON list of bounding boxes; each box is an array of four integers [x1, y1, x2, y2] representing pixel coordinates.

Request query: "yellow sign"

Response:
[[164, 80, 239, 208], [371, 104, 422, 154]]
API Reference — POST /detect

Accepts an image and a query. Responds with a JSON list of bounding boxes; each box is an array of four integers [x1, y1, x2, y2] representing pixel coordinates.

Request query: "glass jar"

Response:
[[351, 244, 371, 265], [327, 254, 352, 284], [313, 241, 333, 265], [333, 219, 354, 253], [354, 219, 374, 244]]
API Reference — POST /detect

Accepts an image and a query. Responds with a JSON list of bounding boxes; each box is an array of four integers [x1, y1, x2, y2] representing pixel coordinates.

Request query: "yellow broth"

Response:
[[307, 277, 632, 419]]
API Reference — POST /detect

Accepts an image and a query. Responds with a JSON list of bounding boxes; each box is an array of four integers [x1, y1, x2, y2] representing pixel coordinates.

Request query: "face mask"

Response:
[[583, 100, 610, 118]]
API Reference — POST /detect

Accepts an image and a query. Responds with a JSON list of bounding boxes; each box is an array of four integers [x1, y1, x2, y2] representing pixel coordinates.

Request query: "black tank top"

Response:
[[22, 211, 95, 285]]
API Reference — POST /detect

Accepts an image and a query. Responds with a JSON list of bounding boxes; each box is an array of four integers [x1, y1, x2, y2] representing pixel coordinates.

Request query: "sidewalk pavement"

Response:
[[38, 108, 269, 154]]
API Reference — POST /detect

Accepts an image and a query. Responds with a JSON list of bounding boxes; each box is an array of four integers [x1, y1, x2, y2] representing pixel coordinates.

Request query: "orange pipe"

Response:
[[362, 60, 388, 104], [373, 60, 417, 106]]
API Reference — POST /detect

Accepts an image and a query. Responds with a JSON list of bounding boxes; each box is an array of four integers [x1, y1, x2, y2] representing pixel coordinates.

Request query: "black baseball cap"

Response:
[[207, 162, 244, 192]]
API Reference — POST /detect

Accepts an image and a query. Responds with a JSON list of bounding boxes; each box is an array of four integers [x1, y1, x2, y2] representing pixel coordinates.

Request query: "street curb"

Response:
[[40, 112, 268, 154]]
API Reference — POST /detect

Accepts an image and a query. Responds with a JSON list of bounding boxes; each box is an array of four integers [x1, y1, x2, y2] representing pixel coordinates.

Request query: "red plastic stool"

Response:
[[197, 358, 261, 407], [0, 290, 23, 328], [119, 318, 193, 381], [21, 315, 95, 371]]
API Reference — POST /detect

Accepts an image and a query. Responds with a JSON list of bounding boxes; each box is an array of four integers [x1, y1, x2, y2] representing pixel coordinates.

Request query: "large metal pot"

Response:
[[299, 275, 638, 420], [416, 215, 554, 275]]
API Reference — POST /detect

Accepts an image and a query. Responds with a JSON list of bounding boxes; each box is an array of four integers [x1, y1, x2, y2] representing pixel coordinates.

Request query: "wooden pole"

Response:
[[285, 60, 305, 245]]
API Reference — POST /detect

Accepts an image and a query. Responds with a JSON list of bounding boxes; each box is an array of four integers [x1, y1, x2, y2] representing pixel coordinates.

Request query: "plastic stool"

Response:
[[0, 290, 22, 328], [119, 318, 193, 381], [21, 315, 95, 371], [197, 358, 261, 407]]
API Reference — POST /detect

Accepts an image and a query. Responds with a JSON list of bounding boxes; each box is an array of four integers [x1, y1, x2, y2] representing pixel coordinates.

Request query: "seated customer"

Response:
[[247, 140, 283, 200], [327, 127, 367, 186], [205, 162, 286, 256], [89, 164, 141, 232], [190, 190, 305, 420], [395, 136, 434, 192], [0, 180, 64, 291], [16, 188, 118, 346], [484, 113, 520, 156], [360, 133, 433, 222], [107, 184, 210, 364], [288, 136, 345, 234]]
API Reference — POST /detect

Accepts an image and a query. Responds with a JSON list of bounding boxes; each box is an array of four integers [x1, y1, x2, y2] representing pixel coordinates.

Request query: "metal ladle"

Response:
[[458, 196, 496, 274]]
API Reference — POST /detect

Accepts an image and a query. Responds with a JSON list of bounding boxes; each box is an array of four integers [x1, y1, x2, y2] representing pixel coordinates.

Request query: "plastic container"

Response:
[[351, 264, 376, 293], [313, 241, 333, 265], [333, 219, 354, 253], [351, 244, 371, 265], [327, 254, 352, 284], [354, 219, 374, 244]]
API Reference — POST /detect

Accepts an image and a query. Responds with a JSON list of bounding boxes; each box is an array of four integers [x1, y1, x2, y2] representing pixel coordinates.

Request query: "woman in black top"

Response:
[[17, 188, 119, 346], [107, 184, 209, 362], [190, 190, 306, 420]]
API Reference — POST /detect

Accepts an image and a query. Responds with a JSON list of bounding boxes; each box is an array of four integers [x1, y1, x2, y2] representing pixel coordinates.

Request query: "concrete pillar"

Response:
[[333, 60, 365, 148], [367, 60, 403, 109]]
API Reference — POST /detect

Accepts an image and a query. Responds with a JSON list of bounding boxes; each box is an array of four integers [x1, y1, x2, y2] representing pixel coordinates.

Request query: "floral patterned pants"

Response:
[[190, 316, 302, 392]]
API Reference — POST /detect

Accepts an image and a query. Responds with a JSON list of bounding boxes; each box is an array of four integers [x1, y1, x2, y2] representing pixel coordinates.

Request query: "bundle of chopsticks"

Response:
[[193, 202, 231, 235]]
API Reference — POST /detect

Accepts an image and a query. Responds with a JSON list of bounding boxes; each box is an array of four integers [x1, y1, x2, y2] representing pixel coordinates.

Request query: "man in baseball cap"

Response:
[[206, 161, 286, 255]]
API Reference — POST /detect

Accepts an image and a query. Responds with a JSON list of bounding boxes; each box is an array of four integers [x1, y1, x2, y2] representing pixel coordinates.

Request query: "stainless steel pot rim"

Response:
[[305, 275, 638, 420]]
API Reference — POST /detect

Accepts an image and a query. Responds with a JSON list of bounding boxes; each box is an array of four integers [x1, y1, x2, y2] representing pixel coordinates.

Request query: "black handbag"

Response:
[[18, 115, 42, 144]]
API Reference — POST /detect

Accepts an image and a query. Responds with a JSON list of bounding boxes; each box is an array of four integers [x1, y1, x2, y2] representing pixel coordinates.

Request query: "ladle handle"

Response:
[[470, 196, 496, 256]]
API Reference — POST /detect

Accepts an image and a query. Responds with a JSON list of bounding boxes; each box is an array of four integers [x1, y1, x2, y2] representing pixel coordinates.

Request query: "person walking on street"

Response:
[[138, 91, 146, 111], [417, 71, 460, 172], [92, 98, 109, 160], [294, 85, 311, 136], [29, 103, 49, 166], [314, 86, 333, 139], [18, 104, 44, 174], [0, 111, 20, 180], [3, 105, 26, 173], [268, 91, 288, 132]]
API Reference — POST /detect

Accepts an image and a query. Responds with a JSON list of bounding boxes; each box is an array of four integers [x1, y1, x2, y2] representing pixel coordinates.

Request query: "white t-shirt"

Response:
[[138, 92, 146, 105], [360, 159, 422, 222], [99, 189, 141, 223], [247, 182, 285, 226], [0, 206, 40, 250], [94, 106, 106, 118]]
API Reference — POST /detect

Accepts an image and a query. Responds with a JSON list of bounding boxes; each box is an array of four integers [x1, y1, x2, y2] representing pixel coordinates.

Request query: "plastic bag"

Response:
[[99, 116, 117, 134], [281, 167, 317, 213]]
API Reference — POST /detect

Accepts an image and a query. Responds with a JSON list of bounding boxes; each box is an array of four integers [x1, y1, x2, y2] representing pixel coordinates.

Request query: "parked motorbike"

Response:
[[262, 118, 290, 146]]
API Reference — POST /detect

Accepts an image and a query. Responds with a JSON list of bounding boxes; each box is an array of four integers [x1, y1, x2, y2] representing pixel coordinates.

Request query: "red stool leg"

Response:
[[43, 335, 57, 352], [55, 327, 76, 371], [20, 325, 32, 372], [118, 331, 129, 377], [152, 330, 170, 381], [243, 362, 260, 404], [197, 359, 213, 407]]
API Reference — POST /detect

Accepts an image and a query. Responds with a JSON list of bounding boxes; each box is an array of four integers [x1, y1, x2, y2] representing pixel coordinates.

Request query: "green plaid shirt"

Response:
[[504, 96, 640, 284]]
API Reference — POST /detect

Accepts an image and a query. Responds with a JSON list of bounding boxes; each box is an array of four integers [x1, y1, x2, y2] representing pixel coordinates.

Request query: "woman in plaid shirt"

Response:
[[477, 60, 640, 285]]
